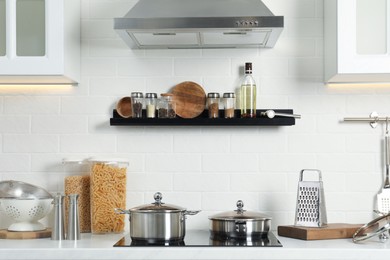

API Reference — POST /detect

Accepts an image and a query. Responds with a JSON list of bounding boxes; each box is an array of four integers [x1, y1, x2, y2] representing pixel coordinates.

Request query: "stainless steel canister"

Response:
[[51, 194, 66, 240], [67, 194, 81, 240]]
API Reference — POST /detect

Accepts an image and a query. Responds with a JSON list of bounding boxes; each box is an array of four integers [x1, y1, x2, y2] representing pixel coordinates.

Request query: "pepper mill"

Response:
[[51, 194, 66, 240], [67, 194, 81, 240]]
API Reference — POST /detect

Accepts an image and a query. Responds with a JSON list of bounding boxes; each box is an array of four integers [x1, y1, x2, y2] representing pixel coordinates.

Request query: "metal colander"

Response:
[[294, 169, 327, 227]]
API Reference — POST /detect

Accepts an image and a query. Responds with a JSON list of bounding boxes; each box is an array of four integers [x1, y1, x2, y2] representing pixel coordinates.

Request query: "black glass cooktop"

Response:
[[114, 230, 282, 247]]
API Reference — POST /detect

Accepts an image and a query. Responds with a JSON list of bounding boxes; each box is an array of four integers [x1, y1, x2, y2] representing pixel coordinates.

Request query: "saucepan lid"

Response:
[[209, 200, 272, 221], [129, 192, 186, 213]]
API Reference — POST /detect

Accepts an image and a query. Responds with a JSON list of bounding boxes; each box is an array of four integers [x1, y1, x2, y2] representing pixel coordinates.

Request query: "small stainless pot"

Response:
[[116, 192, 200, 242], [209, 200, 271, 240]]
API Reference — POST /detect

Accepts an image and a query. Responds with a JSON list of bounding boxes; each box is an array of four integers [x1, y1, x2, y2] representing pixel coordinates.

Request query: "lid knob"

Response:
[[236, 200, 244, 213], [153, 192, 163, 205]]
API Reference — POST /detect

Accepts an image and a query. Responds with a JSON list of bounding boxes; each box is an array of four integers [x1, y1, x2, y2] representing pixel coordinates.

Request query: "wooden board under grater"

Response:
[[277, 223, 363, 240]]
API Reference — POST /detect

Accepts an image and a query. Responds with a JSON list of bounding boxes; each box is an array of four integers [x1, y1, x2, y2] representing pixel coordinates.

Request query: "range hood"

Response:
[[114, 0, 284, 49]]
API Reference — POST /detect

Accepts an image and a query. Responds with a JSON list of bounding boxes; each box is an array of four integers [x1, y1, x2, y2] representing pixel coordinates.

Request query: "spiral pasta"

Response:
[[90, 163, 126, 233]]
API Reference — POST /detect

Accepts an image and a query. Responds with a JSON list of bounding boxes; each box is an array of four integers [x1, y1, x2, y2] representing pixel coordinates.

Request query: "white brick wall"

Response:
[[0, 0, 387, 231]]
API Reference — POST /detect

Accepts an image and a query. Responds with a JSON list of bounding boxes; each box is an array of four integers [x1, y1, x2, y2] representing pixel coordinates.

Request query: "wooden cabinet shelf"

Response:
[[110, 109, 296, 126]]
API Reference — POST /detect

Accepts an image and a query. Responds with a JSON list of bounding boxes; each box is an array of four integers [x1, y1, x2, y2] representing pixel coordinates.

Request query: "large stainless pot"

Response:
[[209, 200, 271, 240], [116, 192, 200, 242]]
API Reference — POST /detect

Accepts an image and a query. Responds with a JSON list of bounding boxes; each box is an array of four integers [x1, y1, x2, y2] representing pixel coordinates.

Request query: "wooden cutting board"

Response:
[[277, 223, 362, 240], [171, 81, 206, 118], [0, 228, 51, 239]]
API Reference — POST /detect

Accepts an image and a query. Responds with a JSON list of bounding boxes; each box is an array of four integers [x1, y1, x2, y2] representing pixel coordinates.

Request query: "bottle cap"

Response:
[[245, 62, 252, 73]]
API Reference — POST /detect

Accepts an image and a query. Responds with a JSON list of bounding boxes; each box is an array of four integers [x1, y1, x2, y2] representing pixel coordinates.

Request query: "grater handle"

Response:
[[299, 169, 322, 181]]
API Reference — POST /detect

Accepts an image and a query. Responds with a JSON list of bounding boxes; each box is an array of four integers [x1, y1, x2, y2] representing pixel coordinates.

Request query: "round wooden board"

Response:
[[0, 228, 51, 239], [171, 81, 206, 118]]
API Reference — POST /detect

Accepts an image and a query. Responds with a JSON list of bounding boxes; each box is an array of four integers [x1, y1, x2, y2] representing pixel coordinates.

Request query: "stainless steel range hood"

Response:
[[114, 0, 284, 49]]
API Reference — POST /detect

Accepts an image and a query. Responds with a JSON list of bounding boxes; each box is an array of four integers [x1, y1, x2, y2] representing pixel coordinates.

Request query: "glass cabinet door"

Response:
[[16, 0, 45, 56], [356, 0, 387, 55], [0, 0, 5, 56]]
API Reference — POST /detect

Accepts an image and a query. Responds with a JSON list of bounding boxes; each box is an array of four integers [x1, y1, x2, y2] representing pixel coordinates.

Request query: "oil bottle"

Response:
[[240, 62, 257, 118]]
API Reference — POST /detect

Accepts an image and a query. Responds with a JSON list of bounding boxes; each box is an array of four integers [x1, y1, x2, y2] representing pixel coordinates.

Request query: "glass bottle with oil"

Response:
[[240, 62, 257, 118]]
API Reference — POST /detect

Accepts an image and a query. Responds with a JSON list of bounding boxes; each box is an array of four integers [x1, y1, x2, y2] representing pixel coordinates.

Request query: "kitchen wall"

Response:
[[0, 0, 389, 231]]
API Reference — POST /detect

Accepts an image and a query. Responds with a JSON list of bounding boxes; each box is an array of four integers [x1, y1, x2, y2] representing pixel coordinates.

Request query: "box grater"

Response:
[[294, 169, 327, 227]]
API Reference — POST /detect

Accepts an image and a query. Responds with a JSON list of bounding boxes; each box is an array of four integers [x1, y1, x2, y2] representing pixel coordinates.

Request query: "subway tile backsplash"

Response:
[[0, 0, 387, 231]]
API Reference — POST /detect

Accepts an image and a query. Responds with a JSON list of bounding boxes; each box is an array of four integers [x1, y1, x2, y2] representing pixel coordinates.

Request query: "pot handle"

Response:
[[184, 210, 201, 216], [114, 208, 131, 215]]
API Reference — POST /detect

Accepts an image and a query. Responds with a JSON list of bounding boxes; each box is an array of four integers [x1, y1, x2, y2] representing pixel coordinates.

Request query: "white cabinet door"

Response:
[[0, 0, 80, 85], [324, 0, 390, 83]]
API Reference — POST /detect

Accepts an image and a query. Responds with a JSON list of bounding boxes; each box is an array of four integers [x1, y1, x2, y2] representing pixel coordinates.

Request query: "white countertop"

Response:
[[1, 231, 390, 260]]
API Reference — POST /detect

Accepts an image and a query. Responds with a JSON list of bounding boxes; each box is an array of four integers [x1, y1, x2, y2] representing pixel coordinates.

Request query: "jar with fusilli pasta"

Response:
[[89, 158, 128, 234]]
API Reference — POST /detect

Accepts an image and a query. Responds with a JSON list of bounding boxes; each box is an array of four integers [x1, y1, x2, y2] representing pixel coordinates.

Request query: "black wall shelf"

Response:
[[110, 109, 296, 126]]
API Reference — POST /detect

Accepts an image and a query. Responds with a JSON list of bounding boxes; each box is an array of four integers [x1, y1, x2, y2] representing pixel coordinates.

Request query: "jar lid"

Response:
[[208, 200, 271, 221], [223, 92, 236, 98], [131, 92, 144, 98], [62, 157, 88, 165], [145, 93, 157, 98], [160, 93, 174, 97], [207, 92, 220, 98], [130, 192, 186, 213], [88, 157, 129, 166]]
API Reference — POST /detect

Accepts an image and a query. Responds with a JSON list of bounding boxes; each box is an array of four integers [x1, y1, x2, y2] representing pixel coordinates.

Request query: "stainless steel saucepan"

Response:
[[116, 192, 200, 242], [209, 200, 271, 240]]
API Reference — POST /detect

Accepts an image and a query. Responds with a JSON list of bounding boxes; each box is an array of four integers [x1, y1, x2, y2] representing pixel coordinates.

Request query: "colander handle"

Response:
[[300, 169, 322, 181]]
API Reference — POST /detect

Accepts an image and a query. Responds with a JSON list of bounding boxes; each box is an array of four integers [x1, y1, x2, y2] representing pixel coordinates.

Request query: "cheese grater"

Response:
[[294, 169, 327, 227]]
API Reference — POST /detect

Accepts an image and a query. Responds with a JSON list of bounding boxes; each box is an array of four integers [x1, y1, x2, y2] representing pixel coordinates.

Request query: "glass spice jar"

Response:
[[145, 93, 157, 118], [223, 92, 236, 118], [158, 93, 176, 118], [131, 92, 144, 118], [207, 93, 220, 118]]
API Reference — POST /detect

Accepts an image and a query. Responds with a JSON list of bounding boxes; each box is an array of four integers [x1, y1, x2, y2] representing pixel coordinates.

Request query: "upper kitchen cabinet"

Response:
[[324, 0, 390, 83], [0, 0, 80, 85]]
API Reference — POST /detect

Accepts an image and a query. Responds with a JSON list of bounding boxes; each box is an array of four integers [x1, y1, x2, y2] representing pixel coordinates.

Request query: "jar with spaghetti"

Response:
[[89, 158, 128, 234], [63, 157, 91, 233]]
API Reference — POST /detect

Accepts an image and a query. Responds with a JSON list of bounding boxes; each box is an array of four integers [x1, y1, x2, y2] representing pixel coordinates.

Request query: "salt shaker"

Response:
[[145, 93, 157, 118], [51, 194, 66, 240], [67, 194, 81, 240]]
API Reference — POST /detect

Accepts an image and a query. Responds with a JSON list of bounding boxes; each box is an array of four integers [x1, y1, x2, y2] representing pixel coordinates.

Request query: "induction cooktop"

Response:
[[114, 230, 282, 247]]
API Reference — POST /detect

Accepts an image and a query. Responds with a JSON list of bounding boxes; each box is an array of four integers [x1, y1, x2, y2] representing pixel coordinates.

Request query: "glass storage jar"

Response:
[[145, 93, 157, 118], [223, 92, 236, 118], [158, 93, 176, 118], [63, 158, 91, 233], [207, 93, 220, 118], [89, 158, 128, 234], [131, 92, 144, 118]]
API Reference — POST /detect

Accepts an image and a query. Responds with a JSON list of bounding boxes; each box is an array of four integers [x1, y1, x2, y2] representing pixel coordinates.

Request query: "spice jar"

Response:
[[89, 158, 128, 234], [207, 93, 220, 118], [145, 93, 157, 118], [158, 93, 176, 118], [131, 92, 143, 118], [223, 92, 236, 118]]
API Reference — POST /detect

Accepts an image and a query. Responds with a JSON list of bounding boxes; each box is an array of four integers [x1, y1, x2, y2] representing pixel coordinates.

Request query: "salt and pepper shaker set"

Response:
[[52, 194, 80, 240]]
